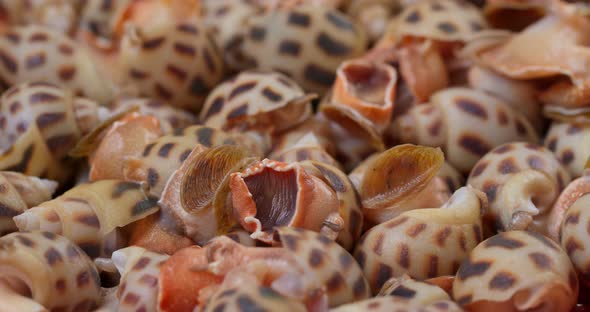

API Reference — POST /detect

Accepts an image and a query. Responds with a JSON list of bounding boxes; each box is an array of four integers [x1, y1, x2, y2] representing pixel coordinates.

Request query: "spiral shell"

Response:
[[0, 25, 113, 103], [0, 231, 101, 312], [14, 180, 159, 257], [453, 231, 578, 311], [0, 171, 57, 235], [354, 187, 486, 292], [467, 142, 571, 235]]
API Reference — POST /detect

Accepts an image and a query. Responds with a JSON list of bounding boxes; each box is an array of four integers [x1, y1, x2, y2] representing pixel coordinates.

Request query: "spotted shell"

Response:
[[237, 4, 368, 93], [560, 193, 590, 288], [0, 231, 101, 312], [0, 25, 113, 103], [545, 121, 590, 178], [119, 21, 223, 113], [375, 0, 487, 47], [273, 227, 372, 306], [300, 160, 363, 250], [467, 142, 571, 235], [230, 158, 340, 244], [202, 280, 307, 312], [452, 231, 578, 311], [378, 275, 451, 303], [112, 246, 169, 312], [549, 171, 590, 242], [124, 125, 266, 197], [332, 296, 464, 312], [111, 97, 197, 134], [78, 0, 130, 39], [354, 187, 485, 292], [200, 70, 314, 133], [0, 82, 103, 182], [0, 0, 79, 34], [346, 0, 402, 43], [0, 171, 57, 235], [394, 87, 539, 173], [13, 180, 160, 258], [270, 132, 341, 169]]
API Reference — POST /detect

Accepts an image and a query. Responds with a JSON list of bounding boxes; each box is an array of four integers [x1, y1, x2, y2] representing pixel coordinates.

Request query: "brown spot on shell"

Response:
[[406, 223, 427, 237], [398, 243, 410, 269], [497, 157, 518, 174], [249, 26, 266, 41], [326, 272, 345, 293], [58, 66, 76, 81], [26, 53, 45, 69], [46, 134, 76, 154], [355, 249, 366, 268], [112, 181, 140, 198], [166, 65, 187, 82], [457, 294, 472, 305], [309, 248, 324, 268], [229, 82, 257, 100], [391, 285, 417, 298], [139, 274, 158, 287], [142, 37, 165, 50], [29, 32, 48, 41], [55, 279, 66, 293], [288, 11, 311, 27], [16, 235, 35, 247], [456, 98, 488, 119], [45, 247, 63, 265], [130, 68, 149, 79], [428, 120, 442, 136], [437, 22, 457, 33], [278, 40, 301, 56], [123, 292, 140, 305], [375, 263, 392, 290], [174, 43, 196, 56], [405, 10, 421, 23], [489, 271, 516, 290], [304, 64, 335, 86], [435, 227, 452, 247], [386, 216, 409, 229], [58, 44, 73, 55], [177, 24, 198, 34], [316, 32, 351, 56], [0, 50, 17, 73], [527, 155, 544, 170], [529, 231, 559, 250], [471, 162, 488, 178], [158, 143, 175, 157], [565, 237, 582, 256], [261, 87, 283, 102], [147, 168, 158, 188], [142, 143, 156, 157], [515, 119, 528, 136], [561, 150, 575, 165], [36, 112, 65, 129], [77, 270, 91, 287], [457, 258, 491, 280], [373, 234, 384, 256], [485, 235, 525, 249], [427, 255, 439, 278], [529, 252, 552, 269], [204, 96, 224, 118], [227, 104, 248, 120], [190, 77, 209, 96], [353, 276, 368, 299], [459, 134, 491, 156], [76, 214, 100, 228], [482, 181, 498, 202]]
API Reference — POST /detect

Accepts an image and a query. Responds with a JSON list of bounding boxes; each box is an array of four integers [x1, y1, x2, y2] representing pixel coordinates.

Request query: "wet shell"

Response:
[[545, 121, 590, 178], [452, 231, 578, 311], [0, 171, 57, 235], [354, 187, 486, 292], [237, 4, 368, 93], [230, 159, 340, 243], [394, 87, 539, 173], [119, 21, 223, 113], [300, 160, 363, 250], [112, 246, 169, 312], [350, 144, 445, 225], [111, 97, 197, 134], [560, 192, 590, 287], [13, 180, 160, 257], [0, 231, 101, 312], [467, 142, 571, 235], [0, 25, 113, 103], [200, 70, 314, 133]]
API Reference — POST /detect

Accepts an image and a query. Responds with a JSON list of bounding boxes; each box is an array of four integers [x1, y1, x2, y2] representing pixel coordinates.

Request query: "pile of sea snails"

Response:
[[0, 0, 589, 311]]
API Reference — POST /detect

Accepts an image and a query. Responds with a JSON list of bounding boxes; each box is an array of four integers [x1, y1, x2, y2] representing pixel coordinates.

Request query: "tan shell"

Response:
[[560, 191, 590, 287], [468, 66, 544, 132], [376, 0, 487, 46], [238, 4, 368, 93], [300, 160, 363, 250], [230, 159, 340, 244], [466, 14, 590, 109], [112, 246, 169, 312], [119, 21, 223, 113], [467, 142, 571, 236], [0, 82, 103, 183], [0, 25, 113, 103], [0, 231, 101, 312], [14, 180, 160, 257], [452, 231, 578, 311], [354, 187, 485, 292], [394, 87, 539, 173], [111, 97, 197, 134], [200, 70, 314, 133], [0, 171, 57, 235], [332, 59, 397, 132], [545, 122, 590, 178]]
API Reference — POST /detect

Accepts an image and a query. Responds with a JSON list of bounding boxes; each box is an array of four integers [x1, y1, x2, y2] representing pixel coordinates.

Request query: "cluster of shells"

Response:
[[0, 0, 588, 311]]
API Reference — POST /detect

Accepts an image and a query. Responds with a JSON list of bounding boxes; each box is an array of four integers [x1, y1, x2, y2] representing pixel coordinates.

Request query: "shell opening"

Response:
[[342, 63, 390, 105], [243, 167, 297, 232]]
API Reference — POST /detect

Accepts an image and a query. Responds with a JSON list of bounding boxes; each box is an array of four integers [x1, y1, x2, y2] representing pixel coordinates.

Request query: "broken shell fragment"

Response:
[[0, 171, 57, 235], [453, 231, 578, 312], [0, 231, 101, 312], [467, 142, 571, 235], [13, 180, 159, 258], [354, 187, 486, 292], [230, 159, 339, 244], [352, 144, 445, 225]]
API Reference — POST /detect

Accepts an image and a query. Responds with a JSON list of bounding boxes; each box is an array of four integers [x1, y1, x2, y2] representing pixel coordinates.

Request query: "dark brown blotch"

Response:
[[497, 157, 518, 174], [405, 10, 421, 23], [304, 64, 335, 87], [309, 248, 324, 267], [278, 40, 301, 56], [390, 285, 416, 298], [227, 104, 248, 120], [406, 223, 427, 238], [76, 214, 100, 228], [489, 271, 516, 290], [374, 263, 392, 291], [485, 234, 525, 249], [456, 98, 487, 119], [228, 81, 257, 100], [528, 252, 552, 269], [45, 247, 63, 266], [457, 258, 491, 280], [459, 134, 492, 156], [142, 37, 165, 50], [398, 243, 410, 269], [26, 53, 45, 69], [316, 32, 351, 56], [288, 11, 311, 27]]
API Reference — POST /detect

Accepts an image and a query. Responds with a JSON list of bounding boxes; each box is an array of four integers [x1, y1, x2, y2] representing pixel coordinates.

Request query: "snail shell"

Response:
[[354, 187, 486, 292], [0, 231, 101, 312], [452, 230, 578, 311], [0, 25, 113, 103], [467, 142, 571, 235], [545, 121, 590, 178], [0, 171, 57, 235], [14, 180, 160, 258]]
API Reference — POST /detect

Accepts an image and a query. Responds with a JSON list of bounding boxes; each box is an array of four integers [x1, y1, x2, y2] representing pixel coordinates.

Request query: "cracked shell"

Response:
[[200, 70, 314, 133], [453, 230, 578, 312], [354, 187, 486, 292], [467, 142, 571, 236], [237, 4, 368, 93]]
